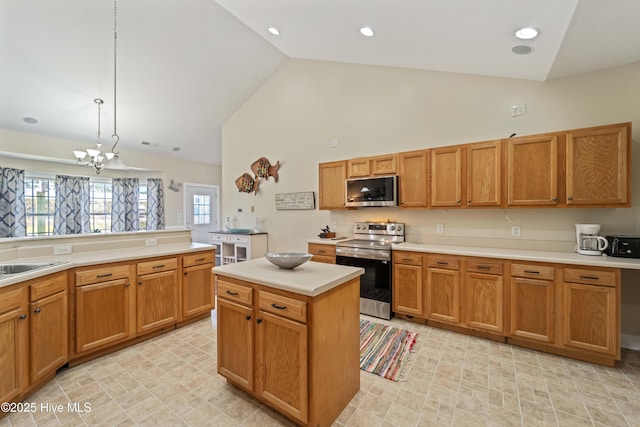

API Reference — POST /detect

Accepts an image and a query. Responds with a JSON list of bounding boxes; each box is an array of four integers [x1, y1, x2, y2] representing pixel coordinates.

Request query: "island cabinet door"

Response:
[[181, 263, 214, 319], [217, 298, 254, 391], [255, 310, 308, 425]]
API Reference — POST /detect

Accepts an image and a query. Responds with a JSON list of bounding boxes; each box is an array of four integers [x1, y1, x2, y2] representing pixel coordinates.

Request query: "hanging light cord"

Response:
[[111, 0, 120, 155], [96, 98, 103, 145]]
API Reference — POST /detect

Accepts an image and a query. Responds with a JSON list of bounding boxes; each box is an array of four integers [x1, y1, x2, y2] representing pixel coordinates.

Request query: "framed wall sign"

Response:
[[275, 191, 315, 210]]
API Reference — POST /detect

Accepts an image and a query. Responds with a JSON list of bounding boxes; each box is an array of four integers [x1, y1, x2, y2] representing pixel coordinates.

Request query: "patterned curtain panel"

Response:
[[146, 178, 165, 230], [111, 178, 140, 232], [53, 175, 90, 235], [0, 167, 26, 237]]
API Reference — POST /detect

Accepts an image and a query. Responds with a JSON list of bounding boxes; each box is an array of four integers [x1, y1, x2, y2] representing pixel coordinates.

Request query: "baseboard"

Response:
[[621, 334, 640, 351]]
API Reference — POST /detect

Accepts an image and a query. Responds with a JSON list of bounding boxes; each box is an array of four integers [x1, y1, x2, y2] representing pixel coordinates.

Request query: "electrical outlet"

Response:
[[330, 222, 337, 231], [511, 225, 521, 237], [53, 245, 72, 255], [436, 224, 444, 234], [512, 104, 526, 117], [145, 238, 157, 247]]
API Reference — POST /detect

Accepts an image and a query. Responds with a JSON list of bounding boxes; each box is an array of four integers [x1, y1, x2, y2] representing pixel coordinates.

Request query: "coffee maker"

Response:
[[575, 224, 608, 256]]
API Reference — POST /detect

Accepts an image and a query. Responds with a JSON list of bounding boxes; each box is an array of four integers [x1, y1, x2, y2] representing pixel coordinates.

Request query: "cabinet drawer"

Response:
[[76, 264, 130, 287], [564, 268, 617, 287], [0, 286, 25, 314], [217, 279, 253, 306], [259, 291, 307, 324], [465, 260, 503, 275], [511, 263, 555, 280], [229, 235, 249, 244], [30, 271, 67, 301], [427, 255, 460, 270], [209, 234, 227, 243], [183, 252, 214, 268], [137, 257, 177, 275], [393, 251, 423, 266], [308, 243, 336, 257]]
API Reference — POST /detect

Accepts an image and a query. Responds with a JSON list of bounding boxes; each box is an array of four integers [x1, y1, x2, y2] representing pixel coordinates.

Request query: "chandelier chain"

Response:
[[111, 0, 120, 154]]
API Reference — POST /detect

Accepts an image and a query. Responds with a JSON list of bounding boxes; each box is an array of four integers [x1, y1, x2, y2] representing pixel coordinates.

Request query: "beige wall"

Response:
[[221, 58, 640, 344], [0, 128, 222, 228]]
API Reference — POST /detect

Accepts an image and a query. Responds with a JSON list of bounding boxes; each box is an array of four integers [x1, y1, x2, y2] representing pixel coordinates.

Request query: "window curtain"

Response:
[[111, 178, 139, 232], [53, 175, 90, 235], [0, 167, 26, 237], [146, 178, 165, 230]]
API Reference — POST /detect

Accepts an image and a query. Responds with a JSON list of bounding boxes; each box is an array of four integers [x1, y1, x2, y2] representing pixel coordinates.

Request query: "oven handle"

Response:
[[336, 249, 390, 262]]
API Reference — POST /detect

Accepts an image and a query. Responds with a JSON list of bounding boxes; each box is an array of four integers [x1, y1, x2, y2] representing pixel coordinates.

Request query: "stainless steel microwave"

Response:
[[345, 176, 397, 207]]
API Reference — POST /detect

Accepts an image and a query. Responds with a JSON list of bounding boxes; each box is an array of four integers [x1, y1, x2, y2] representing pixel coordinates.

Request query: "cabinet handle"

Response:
[[97, 273, 113, 278], [524, 270, 540, 275], [225, 290, 239, 296], [196, 257, 205, 262], [19, 314, 27, 320], [552, 197, 558, 202], [245, 315, 251, 321], [457, 199, 461, 204], [33, 307, 41, 313], [152, 264, 165, 269], [125, 282, 131, 287], [271, 303, 287, 310], [436, 261, 449, 265], [467, 199, 472, 203], [580, 275, 599, 280], [138, 280, 143, 285], [567, 196, 573, 201], [401, 258, 413, 262], [318, 250, 326, 254], [477, 265, 491, 270], [257, 318, 262, 324]]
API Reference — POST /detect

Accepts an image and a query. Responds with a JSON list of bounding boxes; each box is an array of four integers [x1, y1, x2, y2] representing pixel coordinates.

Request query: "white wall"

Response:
[[0, 128, 222, 228]]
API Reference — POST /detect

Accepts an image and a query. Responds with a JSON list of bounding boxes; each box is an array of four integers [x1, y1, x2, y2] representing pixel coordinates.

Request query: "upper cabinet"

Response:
[[466, 140, 502, 207], [507, 134, 558, 206], [398, 150, 429, 208], [565, 124, 630, 206], [318, 161, 348, 210], [348, 154, 397, 178], [431, 146, 463, 207]]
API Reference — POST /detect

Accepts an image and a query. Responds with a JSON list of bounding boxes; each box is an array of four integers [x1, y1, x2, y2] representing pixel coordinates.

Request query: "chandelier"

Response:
[[73, 0, 125, 174]]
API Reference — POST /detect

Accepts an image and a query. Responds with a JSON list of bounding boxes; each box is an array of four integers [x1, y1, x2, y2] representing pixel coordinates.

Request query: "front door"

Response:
[[184, 184, 219, 244]]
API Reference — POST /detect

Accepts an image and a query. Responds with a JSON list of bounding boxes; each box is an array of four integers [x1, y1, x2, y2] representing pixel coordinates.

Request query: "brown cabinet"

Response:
[[463, 259, 505, 334], [307, 243, 336, 264], [431, 146, 463, 207], [348, 154, 397, 178], [398, 150, 429, 208], [392, 251, 424, 318], [466, 140, 502, 207], [318, 161, 348, 210], [565, 124, 630, 206], [75, 264, 133, 353], [0, 285, 29, 404], [180, 251, 215, 320], [136, 257, 178, 334], [509, 263, 555, 343], [29, 272, 68, 383], [425, 255, 460, 324], [507, 134, 558, 206], [562, 267, 619, 358]]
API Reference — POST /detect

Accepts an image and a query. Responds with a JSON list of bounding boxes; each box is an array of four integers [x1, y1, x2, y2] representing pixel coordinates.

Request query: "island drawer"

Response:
[[308, 243, 336, 257], [394, 251, 422, 266], [427, 255, 460, 270], [563, 268, 616, 287], [511, 263, 555, 280], [137, 257, 178, 275], [217, 279, 253, 305], [465, 260, 503, 275], [76, 264, 130, 286], [183, 252, 214, 267], [30, 271, 67, 301], [259, 291, 307, 324], [229, 235, 249, 244]]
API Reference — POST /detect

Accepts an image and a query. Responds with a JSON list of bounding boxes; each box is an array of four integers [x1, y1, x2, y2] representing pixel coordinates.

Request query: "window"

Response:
[[193, 194, 210, 225], [89, 181, 112, 233], [139, 182, 148, 230], [24, 177, 56, 236]]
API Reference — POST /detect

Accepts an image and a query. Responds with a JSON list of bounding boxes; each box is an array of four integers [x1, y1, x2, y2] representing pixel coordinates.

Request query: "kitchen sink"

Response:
[[0, 262, 59, 276]]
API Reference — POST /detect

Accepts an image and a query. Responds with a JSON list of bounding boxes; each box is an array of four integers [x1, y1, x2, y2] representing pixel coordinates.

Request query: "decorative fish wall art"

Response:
[[235, 157, 281, 194]]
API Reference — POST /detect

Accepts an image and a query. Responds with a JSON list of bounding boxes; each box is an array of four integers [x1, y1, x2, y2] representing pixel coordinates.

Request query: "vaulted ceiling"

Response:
[[2, 0, 639, 165]]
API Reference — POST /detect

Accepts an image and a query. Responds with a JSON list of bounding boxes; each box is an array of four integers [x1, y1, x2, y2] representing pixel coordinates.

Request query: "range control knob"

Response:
[[397, 225, 403, 232], [390, 225, 396, 231]]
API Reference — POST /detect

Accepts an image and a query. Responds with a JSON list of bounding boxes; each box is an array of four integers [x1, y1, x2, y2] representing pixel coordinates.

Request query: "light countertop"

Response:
[[213, 257, 364, 297], [395, 242, 640, 270], [0, 242, 214, 289], [306, 237, 350, 245]]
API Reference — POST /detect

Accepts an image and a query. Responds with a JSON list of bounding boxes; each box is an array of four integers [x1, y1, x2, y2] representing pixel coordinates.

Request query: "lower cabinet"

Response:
[[135, 257, 178, 333], [393, 251, 424, 318], [463, 259, 504, 334], [307, 243, 336, 264], [509, 262, 555, 343], [216, 274, 359, 426], [426, 255, 460, 324], [181, 252, 215, 320], [0, 285, 29, 405]]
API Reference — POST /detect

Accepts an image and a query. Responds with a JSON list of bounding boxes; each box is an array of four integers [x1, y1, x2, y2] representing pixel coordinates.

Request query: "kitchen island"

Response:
[[213, 258, 363, 427]]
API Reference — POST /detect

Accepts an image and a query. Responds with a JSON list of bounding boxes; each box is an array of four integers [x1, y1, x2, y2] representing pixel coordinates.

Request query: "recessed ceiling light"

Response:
[[172, 147, 181, 152], [360, 26, 375, 37], [512, 45, 533, 55], [268, 27, 280, 36], [515, 27, 539, 40], [22, 117, 38, 125]]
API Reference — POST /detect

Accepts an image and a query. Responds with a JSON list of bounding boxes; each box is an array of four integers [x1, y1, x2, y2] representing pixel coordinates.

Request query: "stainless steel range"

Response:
[[335, 222, 405, 319]]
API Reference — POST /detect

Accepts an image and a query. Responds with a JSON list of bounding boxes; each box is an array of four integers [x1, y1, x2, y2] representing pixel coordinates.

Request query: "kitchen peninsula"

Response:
[[213, 258, 363, 426]]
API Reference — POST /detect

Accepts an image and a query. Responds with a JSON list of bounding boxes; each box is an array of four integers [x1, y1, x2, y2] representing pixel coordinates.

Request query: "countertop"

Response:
[[0, 242, 214, 289], [306, 237, 350, 245], [213, 257, 364, 297], [209, 230, 268, 235], [395, 242, 640, 270]]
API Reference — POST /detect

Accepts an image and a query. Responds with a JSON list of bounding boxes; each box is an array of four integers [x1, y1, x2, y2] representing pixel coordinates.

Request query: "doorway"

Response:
[[183, 183, 220, 244]]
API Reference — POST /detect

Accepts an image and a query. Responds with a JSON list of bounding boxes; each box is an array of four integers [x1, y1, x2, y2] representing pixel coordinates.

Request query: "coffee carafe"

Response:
[[575, 224, 608, 256]]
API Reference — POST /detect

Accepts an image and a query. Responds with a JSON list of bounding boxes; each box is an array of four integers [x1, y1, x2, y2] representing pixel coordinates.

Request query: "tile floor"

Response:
[[2, 314, 640, 427]]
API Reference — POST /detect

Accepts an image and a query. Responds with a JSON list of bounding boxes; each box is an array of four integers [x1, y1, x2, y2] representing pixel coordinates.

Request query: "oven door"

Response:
[[336, 254, 392, 319]]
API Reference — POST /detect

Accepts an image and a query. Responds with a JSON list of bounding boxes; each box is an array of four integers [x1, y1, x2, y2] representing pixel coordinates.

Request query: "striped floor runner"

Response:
[[359, 319, 418, 381]]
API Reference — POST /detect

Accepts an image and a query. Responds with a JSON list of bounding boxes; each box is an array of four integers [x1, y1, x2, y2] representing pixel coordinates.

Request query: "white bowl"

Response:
[[264, 253, 313, 269]]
